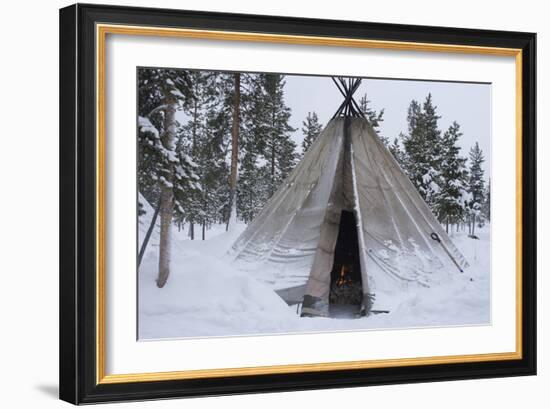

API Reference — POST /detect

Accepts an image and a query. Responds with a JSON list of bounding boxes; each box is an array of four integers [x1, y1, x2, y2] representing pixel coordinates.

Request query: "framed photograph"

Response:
[[59, 3, 536, 404]]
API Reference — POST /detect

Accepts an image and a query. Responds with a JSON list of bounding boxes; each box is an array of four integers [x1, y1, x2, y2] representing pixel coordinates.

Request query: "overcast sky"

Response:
[[284, 75, 491, 175]]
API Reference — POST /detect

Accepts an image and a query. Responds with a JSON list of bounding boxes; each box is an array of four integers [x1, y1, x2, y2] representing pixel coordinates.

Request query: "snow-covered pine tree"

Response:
[[467, 142, 486, 235], [301, 111, 323, 154], [262, 74, 297, 197], [225, 72, 242, 231], [401, 94, 443, 209], [204, 76, 232, 227], [193, 71, 244, 228], [388, 134, 406, 167], [401, 99, 422, 181], [138, 69, 165, 206], [237, 73, 269, 223], [200, 74, 232, 238], [175, 71, 205, 239], [237, 152, 271, 223], [175, 70, 228, 240], [434, 121, 468, 232], [358, 93, 388, 146], [237, 73, 297, 221], [482, 179, 491, 222], [461, 169, 473, 234], [137, 68, 199, 287]]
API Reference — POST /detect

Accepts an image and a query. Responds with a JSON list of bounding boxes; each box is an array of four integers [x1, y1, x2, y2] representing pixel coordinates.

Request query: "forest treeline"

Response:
[[138, 68, 489, 286], [386, 94, 490, 235]]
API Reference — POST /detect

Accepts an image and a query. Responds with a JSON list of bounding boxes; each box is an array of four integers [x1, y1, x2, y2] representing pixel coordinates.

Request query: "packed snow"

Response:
[[138, 197, 490, 340]]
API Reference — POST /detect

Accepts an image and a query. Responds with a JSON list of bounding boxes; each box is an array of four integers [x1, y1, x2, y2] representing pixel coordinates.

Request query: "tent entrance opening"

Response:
[[329, 210, 363, 317]]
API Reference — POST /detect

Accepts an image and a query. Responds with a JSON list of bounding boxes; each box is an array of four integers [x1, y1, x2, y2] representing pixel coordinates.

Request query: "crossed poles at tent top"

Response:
[[331, 77, 366, 119]]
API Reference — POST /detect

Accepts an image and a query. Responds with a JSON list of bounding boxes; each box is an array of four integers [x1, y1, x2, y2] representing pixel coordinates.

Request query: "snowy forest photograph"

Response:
[[137, 67, 491, 340]]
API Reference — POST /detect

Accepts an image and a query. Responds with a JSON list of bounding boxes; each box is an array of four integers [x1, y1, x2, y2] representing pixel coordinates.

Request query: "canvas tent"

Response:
[[229, 78, 468, 317]]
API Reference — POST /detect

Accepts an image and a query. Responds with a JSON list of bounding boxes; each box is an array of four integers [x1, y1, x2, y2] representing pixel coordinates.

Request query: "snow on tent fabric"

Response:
[[229, 81, 468, 318]]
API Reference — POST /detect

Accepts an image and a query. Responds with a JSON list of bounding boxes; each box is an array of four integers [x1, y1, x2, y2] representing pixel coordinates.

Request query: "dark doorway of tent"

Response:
[[329, 210, 364, 318]]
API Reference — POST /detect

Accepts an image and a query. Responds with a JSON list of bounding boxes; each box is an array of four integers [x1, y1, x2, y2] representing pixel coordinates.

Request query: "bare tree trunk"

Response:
[[226, 73, 240, 231], [202, 222, 206, 240], [472, 214, 476, 236], [157, 98, 176, 288], [138, 199, 161, 268]]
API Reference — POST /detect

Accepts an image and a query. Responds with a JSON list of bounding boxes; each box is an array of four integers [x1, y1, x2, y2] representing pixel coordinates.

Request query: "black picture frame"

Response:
[[59, 3, 536, 404]]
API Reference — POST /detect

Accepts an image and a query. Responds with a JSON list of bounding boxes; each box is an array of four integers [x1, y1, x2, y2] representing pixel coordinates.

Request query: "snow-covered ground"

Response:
[[138, 198, 490, 340]]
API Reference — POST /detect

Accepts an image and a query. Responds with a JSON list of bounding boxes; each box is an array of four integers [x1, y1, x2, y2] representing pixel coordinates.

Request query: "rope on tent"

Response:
[[430, 232, 464, 273]]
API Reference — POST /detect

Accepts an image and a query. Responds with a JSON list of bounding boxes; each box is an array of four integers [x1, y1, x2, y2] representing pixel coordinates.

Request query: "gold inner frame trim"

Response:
[[96, 23, 523, 385]]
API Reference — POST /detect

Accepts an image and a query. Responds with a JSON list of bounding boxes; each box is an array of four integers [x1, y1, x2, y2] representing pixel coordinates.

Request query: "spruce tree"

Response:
[[358, 93, 387, 145], [401, 94, 442, 208], [226, 73, 241, 231], [401, 99, 422, 181], [206, 72, 246, 227], [237, 73, 297, 221], [467, 142, 486, 235], [262, 74, 297, 196], [175, 71, 229, 240], [434, 122, 468, 232], [388, 134, 406, 168], [482, 179, 491, 222], [238, 153, 271, 223], [237, 73, 269, 223], [301, 111, 323, 154], [176, 71, 207, 239], [205, 77, 232, 226]]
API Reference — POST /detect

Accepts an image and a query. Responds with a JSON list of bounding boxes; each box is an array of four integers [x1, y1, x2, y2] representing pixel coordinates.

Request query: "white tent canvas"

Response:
[[230, 116, 468, 317]]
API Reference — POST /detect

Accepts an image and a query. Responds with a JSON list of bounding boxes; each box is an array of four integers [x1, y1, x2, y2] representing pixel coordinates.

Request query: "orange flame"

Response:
[[336, 264, 351, 287]]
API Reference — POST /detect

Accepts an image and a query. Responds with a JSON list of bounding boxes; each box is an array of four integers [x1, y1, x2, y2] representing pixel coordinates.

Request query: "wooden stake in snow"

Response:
[[430, 232, 464, 273], [138, 199, 160, 268]]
